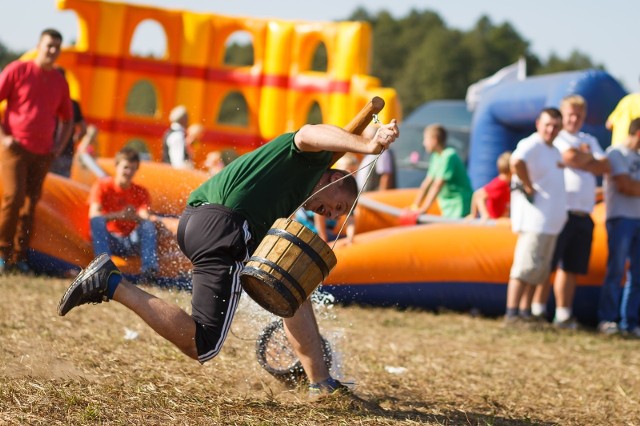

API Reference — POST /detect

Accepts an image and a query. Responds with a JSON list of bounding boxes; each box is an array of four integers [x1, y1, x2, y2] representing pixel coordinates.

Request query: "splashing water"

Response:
[[232, 287, 350, 386]]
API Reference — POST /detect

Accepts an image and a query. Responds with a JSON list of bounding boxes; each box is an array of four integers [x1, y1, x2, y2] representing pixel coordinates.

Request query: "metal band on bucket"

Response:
[[241, 266, 299, 315], [247, 255, 307, 301], [266, 228, 331, 278]]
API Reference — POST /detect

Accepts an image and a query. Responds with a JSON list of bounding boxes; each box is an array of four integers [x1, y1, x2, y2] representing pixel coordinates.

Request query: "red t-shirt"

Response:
[[89, 177, 151, 236], [0, 60, 73, 154], [484, 176, 510, 218]]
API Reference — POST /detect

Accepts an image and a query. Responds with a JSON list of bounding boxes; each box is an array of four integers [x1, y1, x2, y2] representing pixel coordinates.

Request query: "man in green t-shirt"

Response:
[[58, 120, 399, 397], [409, 124, 472, 219]]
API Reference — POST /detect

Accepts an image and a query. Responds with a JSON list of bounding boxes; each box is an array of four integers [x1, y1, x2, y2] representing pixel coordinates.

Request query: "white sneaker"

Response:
[[597, 321, 619, 335]]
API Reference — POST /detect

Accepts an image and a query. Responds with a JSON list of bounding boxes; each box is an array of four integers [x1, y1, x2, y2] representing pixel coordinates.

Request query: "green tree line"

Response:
[[348, 8, 603, 114]]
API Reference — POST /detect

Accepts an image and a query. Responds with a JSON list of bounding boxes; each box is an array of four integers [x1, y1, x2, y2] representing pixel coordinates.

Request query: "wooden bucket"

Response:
[[240, 218, 337, 317]]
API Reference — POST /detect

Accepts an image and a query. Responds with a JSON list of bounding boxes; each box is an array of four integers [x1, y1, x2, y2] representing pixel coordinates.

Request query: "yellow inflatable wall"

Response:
[[53, 0, 401, 165]]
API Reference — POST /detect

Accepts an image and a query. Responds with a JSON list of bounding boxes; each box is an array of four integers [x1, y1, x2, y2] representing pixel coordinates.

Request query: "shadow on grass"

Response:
[[312, 394, 556, 425], [377, 407, 555, 425]]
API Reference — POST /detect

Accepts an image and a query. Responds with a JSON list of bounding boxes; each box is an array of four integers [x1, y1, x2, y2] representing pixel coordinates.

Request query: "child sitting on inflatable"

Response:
[[467, 151, 512, 221]]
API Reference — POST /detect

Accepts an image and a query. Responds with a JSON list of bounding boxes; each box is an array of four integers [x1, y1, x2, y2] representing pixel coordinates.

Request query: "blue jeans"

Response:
[[90, 217, 158, 273], [598, 217, 640, 330]]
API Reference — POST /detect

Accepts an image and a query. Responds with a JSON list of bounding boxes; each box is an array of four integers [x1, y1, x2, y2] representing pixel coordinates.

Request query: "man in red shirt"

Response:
[[0, 28, 74, 272], [89, 148, 159, 279]]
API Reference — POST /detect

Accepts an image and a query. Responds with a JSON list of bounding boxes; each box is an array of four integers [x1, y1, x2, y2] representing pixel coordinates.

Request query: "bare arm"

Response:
[[344, 216, 355, 244], [136, 205, 154, 221], [313, 214, 329, 242], [470, 187, 491, 219], [0, 124, 14, 147], [612, 174, 640, 197], [89, 201, 143, 222], [605, 119, 613, 131], [562, 148, 610, 176], [295, 121, 398, 155], [378, 173, 393, 190], [416, 178, 444, 215], [511, 158, 534, 197], [412, 175, 434, 209]]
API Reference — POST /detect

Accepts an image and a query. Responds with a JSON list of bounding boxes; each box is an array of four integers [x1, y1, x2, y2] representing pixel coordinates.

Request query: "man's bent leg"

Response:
[[283, 300, 330, 383], [58, 253, 198, 359]]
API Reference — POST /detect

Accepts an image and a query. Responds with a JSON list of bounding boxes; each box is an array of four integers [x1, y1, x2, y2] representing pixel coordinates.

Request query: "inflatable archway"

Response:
[[467, 69, 627, 189], [52, 0, 401, 165]]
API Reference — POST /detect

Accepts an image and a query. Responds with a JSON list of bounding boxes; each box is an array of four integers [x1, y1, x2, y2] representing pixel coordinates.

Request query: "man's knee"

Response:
[[193, 320, 227, 364]]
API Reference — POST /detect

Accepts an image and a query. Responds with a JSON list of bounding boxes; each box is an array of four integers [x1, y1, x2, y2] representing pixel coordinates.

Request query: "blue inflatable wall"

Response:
[[467, 69, 628, 189]]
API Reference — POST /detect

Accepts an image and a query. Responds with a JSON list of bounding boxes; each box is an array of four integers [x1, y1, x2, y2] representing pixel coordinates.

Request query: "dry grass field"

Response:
[[1, 274, 639, 425]]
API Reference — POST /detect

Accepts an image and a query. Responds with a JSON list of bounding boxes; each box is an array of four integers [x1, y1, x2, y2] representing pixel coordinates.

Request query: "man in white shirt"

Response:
[[530, 95, 609, 328], [505, 107, 567, 324], [162, 105, 194, 169]]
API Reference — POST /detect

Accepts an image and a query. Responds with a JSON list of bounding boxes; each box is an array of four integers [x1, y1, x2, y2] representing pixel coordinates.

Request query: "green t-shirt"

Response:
[[426, 147, 472, 218], [187, 132, 333, 242]]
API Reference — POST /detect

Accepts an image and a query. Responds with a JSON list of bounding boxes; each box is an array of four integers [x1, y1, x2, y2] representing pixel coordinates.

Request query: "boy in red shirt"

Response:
[[89, 147, 158, 279], [467, 151, 512, 220]]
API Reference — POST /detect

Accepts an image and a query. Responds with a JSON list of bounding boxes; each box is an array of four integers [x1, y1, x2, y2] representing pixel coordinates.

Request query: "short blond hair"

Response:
[[496, 151, 511, 174], [560, 94, 587, 112]]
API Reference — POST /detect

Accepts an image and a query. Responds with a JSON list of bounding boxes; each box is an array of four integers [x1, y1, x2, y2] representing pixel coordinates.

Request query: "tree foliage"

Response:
[[347, 9, 602, 115], [0, 39, 22, 69]]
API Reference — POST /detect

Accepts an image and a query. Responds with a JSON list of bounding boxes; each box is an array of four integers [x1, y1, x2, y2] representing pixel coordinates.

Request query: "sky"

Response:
[[1, 0, 638, 92]]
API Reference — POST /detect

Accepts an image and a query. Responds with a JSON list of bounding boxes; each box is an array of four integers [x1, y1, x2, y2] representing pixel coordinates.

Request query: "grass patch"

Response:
[[1, 274, 639, 425]]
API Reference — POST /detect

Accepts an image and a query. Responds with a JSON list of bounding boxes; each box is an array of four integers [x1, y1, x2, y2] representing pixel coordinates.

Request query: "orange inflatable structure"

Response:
[[52, 0, 401, 164], [320, 189, 608, 325], [27, 173, 607, 323]]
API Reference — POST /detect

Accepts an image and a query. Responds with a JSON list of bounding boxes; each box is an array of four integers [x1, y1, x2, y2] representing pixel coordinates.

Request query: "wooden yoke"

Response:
[[330, 96, 385, 166]]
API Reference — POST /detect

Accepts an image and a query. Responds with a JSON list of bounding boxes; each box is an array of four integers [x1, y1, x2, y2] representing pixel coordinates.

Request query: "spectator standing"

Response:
[[530, 95, 610, 328], [162, 105, 194, 169], [466, 151, 512, 220], [0, 28, 74, 272], [504, 108, 567, 324], [89, 147, 159, 280], [606, 77, 640, 147], [597, 118, 640, 336], [409, 124, 472, 218]]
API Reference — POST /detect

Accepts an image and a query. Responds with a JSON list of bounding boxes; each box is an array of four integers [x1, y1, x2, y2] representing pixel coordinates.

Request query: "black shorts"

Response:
[[177, 204, 254, 363], [551, 212, 594, 274]]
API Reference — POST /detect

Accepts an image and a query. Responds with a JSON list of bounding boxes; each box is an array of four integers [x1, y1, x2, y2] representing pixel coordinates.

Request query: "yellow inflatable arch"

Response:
[[50, 0, 400, 166]]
